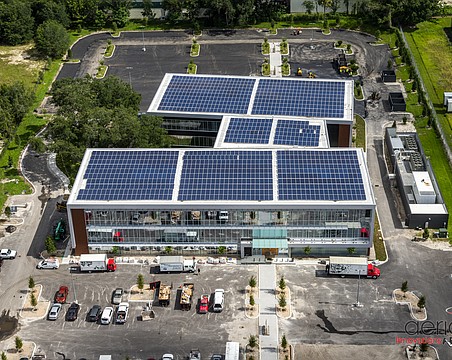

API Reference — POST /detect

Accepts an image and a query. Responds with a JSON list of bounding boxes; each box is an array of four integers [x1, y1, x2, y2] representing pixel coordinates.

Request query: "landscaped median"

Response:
[[393, 286, 427, 321], [275, 276, 291, 319], [20, 284, 50, 321], [245, 275, 259, 319]]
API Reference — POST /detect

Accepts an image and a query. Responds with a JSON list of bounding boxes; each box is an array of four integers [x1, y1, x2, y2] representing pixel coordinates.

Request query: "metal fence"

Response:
[[399, 26, 452, 166]]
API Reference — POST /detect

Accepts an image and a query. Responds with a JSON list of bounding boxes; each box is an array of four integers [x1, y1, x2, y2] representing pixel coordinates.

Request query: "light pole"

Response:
[[142, 30, 146, 52], [71, 271, 77, 303], [126, 66, 133, 87], [354, 269, 363, 307]]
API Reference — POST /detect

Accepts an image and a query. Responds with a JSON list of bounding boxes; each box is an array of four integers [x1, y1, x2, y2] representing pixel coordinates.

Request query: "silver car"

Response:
[[48, 303, 62, 320], [111, 288, 123, 305]]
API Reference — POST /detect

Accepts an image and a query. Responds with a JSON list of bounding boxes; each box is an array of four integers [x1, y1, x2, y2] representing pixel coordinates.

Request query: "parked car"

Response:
[[47, 303, 62, 320], [54, 286, 69, 304], [65, 302, 80, 321], [100, 307, 114, 325], [199, 294, 209, 314], [37, 259, 59, 269], [111, 288, 123, 305], [87, 305, 102, 322], [162, 355, 174, 360], [0, 249, 17, 259]]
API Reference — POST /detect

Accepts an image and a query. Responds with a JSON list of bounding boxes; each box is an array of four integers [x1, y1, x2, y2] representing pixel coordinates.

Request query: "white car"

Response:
[[48, 303, 62, 320], [101, 307, 114, 325], [115, 302, 129, 324], [0, 249, 17, 259], [162, 354, 174, 360], [37, 259, 59, 269]]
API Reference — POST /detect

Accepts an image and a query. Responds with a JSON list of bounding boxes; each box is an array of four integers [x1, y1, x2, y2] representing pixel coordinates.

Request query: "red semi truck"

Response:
[[326, 256, 380, 279]]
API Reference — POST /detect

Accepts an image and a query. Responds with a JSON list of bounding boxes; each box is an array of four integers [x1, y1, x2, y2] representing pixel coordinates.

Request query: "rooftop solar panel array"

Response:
[[252, 79, 345, 118], [178, 150, 273, 201], [77, 151, 179, 201], [274, 120, 320, 147], [277, 150, 366, 201], [224, 118, 273, 144], [157, 75, 255, 114]]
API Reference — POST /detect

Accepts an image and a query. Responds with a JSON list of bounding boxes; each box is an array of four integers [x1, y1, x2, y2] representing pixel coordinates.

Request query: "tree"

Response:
[[137, 274, 144, 292], [1, 351, 7, 360], [411, 80, 417, 92], [28, 276, 35, 290], [281, 334, 288, 351], [164, 246, 173, 254], [29, 137, 46, 153], [142, 0, 156, 23], [330, 0, 340, 14], [303, 0, 315, 14], [401, 281, 408, 297], [347, 247, 356, 255], [249, 275, 257, 288], [304, 246, 312, 256], [418, 296, 426, 309], [30, 293, 38, 309], [318, 0, 332, 18], [35, 20, 70, 59], [249, 294, 255, 307], [279, 276, 286, 290], [279, 294, 287, 309], [0, 0, 34, 45], [31, 0, 70, 29], [108, 0, 132, 28], [45, 236, 57, 255], [419, 342, 428, 356], [162, 0, 183, 22], [387, 59, 393, 69], [218, 246, 226, 254], [343, 0, 350, 14], [423, 228, 429, 239], [248, 335, 257, 348], [15, 337, 23, 352]]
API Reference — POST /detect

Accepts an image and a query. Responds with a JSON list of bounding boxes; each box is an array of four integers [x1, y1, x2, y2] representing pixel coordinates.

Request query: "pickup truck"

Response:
[[115, 302, 129, 324]]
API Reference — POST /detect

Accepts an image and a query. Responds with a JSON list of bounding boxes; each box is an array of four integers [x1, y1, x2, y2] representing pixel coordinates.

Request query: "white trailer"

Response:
[[225, 342, 240, 360], [159, 256, 196, 273], [327, 256, 380, 278], [79, 254, 116, 272]]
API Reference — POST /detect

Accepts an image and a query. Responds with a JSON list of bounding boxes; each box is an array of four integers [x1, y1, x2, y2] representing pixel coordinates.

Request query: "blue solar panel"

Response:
[[77, 151, 179, 201], [277, 150, 366, 201], [252, 79, 345, 118], [224, 118, 273, 144], [178, 151, 273, 201], [158, 76, 255, 114], [274, 120, 320, 147]]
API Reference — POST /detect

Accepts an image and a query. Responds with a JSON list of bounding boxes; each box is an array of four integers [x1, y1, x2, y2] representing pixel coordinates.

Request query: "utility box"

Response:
[[443, 92, 452, 106], [382, 70, 396, 83], [389, 92, 406, 112]]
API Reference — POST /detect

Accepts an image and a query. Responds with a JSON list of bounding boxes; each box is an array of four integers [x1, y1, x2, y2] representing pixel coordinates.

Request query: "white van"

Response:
[[213, 289, 224, 312]]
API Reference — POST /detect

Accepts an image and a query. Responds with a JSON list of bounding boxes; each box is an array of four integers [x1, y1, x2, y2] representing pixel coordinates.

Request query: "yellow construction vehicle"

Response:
[[296, 67, 302, 76], [308, 71, 316, 78]]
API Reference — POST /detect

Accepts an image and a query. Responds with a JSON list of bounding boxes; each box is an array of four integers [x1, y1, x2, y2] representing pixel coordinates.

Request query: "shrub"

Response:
[[45, 236, 57, 255], [15, 337, 23, 352], [336, 40, 343, 47], [401, 281, 408, 295], [28, 276, 35, 290], [30, 293, 38, 308], [279, 276, 286, 290], [418, 296, 426, 309], [249, 294, 255, 307], [249, 276, 257, 288], [137, 274, 144, 291], [248, 335, 258, 348], [304, 246, 311, 255], [279, 294, 287, 309], [218, 246, 226, 254], [281, 334, 288, 350]]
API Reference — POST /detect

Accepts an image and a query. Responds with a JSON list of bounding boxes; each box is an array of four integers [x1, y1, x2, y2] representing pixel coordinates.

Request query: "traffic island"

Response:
[[276, 277, 291, 319], [20, 284, 50, 320], [129, 285, 155, 302], [245, 284, 259, 319], [2, 340, 35, 360], [393, 289, 427, 321], [245, 335, 260, 360], [278, 342, 293, 360]]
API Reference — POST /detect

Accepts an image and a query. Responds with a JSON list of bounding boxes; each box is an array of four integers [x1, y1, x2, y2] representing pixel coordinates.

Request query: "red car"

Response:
[[199, 294, 209, 314], [54, 286, 69, 304]]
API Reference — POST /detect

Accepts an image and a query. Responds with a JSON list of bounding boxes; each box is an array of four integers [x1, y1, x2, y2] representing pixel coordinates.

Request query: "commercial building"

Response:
[[67, 148, 375, 257], [385, 128, 448, 229], [66, 73, 377, 257], [147, 73, 355, 147]]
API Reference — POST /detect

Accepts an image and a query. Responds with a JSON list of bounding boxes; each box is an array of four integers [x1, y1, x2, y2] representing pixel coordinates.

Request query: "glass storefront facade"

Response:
[[84, 208, 373, 255]]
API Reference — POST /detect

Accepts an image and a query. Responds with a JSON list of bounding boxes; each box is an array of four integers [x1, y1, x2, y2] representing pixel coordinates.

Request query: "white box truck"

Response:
[[225, 342, 240, 360], [327, 256, 380, 279], [159, 256, 196, 273], [79, 254, 116, 272]]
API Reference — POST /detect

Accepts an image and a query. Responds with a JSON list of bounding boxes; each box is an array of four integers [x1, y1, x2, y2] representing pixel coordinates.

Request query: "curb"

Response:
[[103, 44, 116, 59], [392, 289, 427, 321], [19, 285, 51, 322], [275, 286, 291, 320]]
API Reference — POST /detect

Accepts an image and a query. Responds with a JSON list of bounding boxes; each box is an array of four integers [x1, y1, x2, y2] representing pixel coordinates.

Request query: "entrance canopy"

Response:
[[252, 239, 288, 249]]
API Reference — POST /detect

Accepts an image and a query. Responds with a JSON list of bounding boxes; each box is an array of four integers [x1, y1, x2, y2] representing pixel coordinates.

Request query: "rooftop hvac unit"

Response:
[[405, 136, 418, 151]]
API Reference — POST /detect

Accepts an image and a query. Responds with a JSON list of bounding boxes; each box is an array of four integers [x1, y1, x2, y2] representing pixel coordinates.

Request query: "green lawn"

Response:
[[354, 115, 366, 150], [402, 17, 452, 234]]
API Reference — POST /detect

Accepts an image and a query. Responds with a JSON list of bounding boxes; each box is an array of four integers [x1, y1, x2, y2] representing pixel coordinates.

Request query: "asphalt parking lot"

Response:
[[276, 264, 411, 347], [20, 263, 258, 360]]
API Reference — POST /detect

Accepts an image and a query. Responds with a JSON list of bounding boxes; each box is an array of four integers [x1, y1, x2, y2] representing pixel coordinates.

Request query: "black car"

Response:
[[87, 305, 102, 322], [65, 302, 80, 321]]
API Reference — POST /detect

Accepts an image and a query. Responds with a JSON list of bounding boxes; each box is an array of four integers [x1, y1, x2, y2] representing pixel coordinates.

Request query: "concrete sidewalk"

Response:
[[259, 264, 279, 360]]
